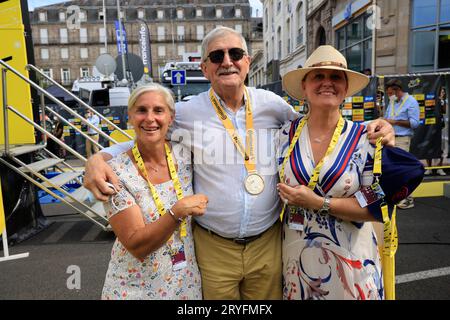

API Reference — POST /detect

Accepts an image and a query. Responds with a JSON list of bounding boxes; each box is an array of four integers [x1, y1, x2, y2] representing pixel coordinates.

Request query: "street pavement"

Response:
[[0, 196, 449, 300]]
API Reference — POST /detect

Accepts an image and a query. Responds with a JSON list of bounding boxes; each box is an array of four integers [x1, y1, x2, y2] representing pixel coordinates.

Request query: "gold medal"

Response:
[[244, 173, 265, 195]]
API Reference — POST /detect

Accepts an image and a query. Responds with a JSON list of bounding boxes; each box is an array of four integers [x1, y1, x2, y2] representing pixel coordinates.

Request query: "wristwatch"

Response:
[[318, 196, 331, 214]]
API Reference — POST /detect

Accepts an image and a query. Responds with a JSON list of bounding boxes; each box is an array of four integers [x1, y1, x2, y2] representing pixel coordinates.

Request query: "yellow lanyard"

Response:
[[132, 142, 187, 237], [279, 116, 345, 221], [389, 94, 409, 118], [375, 137, 398, 258], [209, 88, 257, 173]]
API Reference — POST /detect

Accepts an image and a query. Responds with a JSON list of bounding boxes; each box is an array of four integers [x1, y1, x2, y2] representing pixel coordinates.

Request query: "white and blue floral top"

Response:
[[101, 142, 202, 300]]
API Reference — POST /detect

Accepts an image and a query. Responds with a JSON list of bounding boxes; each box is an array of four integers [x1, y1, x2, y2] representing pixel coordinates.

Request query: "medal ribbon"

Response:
[[132, 142, 187, 237], [279, 116, 345, 221], [389, 94, 409, 118], [209, 88, 257, 174]]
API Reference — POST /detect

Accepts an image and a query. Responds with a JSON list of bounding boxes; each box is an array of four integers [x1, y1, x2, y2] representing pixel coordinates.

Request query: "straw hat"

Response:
[[282, 45, 370, 100]]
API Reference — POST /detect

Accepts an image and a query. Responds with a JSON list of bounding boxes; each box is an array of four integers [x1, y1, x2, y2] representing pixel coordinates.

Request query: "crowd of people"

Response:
[[80, 26, 433, 300]]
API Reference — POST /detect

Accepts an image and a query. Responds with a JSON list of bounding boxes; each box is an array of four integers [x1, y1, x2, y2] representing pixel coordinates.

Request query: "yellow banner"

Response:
[[352, 96, 364, 103], [425, 100, 435, 107]]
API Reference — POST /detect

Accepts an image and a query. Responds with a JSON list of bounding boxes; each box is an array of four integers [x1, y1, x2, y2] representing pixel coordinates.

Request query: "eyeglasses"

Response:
[[206, 48, 246, 64]]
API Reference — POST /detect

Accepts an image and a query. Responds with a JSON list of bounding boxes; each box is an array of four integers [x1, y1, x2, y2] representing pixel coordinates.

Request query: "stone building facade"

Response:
[[30, 0, 262, 87]]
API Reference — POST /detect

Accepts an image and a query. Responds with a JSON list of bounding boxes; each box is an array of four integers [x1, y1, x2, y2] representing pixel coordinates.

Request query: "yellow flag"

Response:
[[0, 183, 5, 236]]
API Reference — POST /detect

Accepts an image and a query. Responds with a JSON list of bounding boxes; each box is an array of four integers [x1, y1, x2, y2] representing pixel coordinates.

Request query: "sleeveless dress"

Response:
[[278, 117, 383, 300]]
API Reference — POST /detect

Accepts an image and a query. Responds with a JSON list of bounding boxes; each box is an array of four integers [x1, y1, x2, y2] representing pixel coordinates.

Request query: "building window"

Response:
[[59, 11, 65, 22], [196, 8, 202, 17], [296, 2, 304, 46], [38, 11, 46, 22], [158, 45, 166, 57], [99, 27, 106, 43], [80, 48, 88, 59], [335, 12, 372, 72], [60, 28, 68, 44], [119, 10, 125, 20], [100, 47, 107, 55], [177, 8, 184, 19], [178, 45, 185, 56], [196, 25, 204, 40], [61, 68, 71, 85], [42, 68, 52, 79], [264, 9, 268, 31], [277, 1, 282, 14], [235, 25, 242, 34], [41, 48, 49, 60], [157, 26, 165, 41], [80, 67, 90, 78], [98, 10, 104, 20], [79, 11, 86, 22], [235, 8, 241, 18], [80, 28, 87, 43], [410, 0, 450, 71], [216, 8, 222, 18], [177, 25, 185, 40], [286, 19, 291, 54], [40, 28, 48, 44], [157, 9, 164, 19], [138, 9, 145, 19], [277, 27, 282, 59], [61, 48, 69, 60]]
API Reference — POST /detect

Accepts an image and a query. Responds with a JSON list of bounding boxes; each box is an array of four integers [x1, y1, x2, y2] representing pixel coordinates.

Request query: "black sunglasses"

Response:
[[206, 48, 246, 64]]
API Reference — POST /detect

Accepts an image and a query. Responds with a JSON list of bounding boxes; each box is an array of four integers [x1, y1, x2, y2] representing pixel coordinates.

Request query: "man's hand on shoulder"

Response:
[[83, 152, 119, 201], [366, 118, 395, 147]]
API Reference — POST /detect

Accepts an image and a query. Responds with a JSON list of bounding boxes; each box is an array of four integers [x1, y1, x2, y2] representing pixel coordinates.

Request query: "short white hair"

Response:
[[127, 83, 175, 115], [201, 26, 248, 62]]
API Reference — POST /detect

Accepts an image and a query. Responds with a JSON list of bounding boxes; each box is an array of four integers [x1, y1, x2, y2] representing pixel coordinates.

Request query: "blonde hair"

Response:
[[127, 83, 175, 115], [201, 26, 248, 62]]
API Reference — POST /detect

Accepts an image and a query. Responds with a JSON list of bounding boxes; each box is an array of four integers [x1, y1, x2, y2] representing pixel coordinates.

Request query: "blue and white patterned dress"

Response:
[[278, 117, 383, 300], [101, 142, 202, 300]]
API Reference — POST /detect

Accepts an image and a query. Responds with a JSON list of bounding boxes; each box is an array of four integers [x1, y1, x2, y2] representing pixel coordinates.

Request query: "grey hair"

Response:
[[201, 26, 248, 62], [127, 83, 175, 115]]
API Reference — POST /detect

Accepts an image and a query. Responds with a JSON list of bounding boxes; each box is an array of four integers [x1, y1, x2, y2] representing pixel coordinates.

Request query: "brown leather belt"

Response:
[[195, 222, 269, 245]]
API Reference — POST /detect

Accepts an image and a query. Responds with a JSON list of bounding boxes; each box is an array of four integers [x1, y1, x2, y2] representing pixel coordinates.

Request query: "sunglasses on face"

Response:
[[206, 48, 246, 64]]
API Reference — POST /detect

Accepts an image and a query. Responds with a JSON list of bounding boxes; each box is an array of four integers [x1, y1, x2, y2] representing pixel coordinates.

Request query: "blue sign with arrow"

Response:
[[171, 70, 186, 86]]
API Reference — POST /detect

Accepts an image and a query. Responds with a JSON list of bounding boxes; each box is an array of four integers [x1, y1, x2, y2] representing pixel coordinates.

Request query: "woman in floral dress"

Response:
[[101, 84, 208, 300], [277, 46, 384, 300]]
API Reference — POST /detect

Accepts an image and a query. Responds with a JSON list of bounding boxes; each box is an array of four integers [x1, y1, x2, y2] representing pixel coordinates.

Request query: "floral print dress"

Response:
[[278, 117, 383, 300], [101, 142, 202, 300]]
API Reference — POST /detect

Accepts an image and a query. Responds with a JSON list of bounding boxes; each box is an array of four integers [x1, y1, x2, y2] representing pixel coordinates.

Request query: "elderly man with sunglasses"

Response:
[[84, 26, 395, 300]]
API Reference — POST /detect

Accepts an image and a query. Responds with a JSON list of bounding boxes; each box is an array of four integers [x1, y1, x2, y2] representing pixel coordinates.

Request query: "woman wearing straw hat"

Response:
[[277, 45, 384, 300]]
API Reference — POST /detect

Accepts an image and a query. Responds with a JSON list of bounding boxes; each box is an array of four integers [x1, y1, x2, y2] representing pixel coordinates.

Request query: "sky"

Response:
[[27, 0, 263, 16]]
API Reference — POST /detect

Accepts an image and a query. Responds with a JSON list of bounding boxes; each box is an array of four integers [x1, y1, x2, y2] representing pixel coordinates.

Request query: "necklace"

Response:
[[146, 164, 158, 173]]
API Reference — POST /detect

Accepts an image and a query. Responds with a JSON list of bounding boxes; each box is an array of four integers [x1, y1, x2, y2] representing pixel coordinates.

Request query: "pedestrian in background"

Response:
[[425, 86, 447, 176], [85, 109, 100, 157], [383, 79, 420, 209], [101, 84, 207, 300]]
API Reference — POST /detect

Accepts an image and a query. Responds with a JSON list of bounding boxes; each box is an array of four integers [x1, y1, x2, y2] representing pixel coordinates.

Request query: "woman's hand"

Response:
[[277, 183, 323, 210], [170, 194, 208, 219], [83, 152, 119, 201], [366, 118, 395, 147]]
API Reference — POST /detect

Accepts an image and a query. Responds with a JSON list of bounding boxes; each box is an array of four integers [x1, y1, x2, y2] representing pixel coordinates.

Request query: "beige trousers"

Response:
[[193, 221, 282, 300]]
